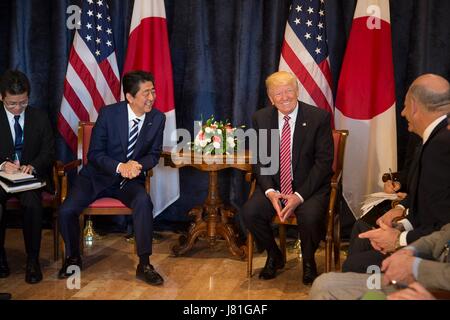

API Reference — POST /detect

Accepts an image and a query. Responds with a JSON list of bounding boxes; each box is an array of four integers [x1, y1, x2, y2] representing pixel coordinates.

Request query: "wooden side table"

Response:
[[161, 148, 252, 259]]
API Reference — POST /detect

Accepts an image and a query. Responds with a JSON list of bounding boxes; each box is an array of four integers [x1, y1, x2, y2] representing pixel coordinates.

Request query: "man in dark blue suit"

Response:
[[58, 71, 166, 286]]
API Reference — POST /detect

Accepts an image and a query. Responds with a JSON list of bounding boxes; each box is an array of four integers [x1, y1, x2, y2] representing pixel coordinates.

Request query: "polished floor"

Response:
[[0, 228, 345, 300]]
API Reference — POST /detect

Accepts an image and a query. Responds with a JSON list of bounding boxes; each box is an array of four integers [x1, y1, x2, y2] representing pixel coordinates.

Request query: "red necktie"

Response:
[[280, 115, 293, 201]]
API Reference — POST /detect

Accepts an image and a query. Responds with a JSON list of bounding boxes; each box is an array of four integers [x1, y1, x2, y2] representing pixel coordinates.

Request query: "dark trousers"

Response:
[[58, 175, 154, 258], [0, 188, 43, 260], [240, 186, 327, 263], [342, 220, 385, 273]]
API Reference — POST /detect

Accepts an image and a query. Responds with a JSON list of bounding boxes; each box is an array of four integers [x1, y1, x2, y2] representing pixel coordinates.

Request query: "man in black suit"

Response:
[[0, 205, 12, 300], [343, 74, 450, 272], [58, 71, 166, 286], [0, 70, 55, 284], [241, 71, 333, 284]]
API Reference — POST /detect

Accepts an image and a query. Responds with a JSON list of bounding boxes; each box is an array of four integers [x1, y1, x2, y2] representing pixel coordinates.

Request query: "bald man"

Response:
[[343, 74, 450, 273]]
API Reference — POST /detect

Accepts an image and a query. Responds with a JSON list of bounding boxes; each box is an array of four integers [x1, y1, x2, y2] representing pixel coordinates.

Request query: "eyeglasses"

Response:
[[3, 99, 29, 109]]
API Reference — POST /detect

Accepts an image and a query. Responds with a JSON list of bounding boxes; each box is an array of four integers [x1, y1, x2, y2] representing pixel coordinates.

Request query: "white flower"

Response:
[[217, 129, 222, 135], [213, 142, 221, 149], [200, 140, 208, 148], [226, 137, 235, 148], [205, 127, 212, 134]]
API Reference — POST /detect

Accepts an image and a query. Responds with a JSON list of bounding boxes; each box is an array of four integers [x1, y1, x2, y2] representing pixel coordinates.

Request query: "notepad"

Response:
[[0, 180, 46, 193], [0, 171, 36, 183]]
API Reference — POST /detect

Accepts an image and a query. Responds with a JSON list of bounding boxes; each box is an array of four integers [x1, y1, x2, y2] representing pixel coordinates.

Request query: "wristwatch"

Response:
[[392, 221, 406, 232], [394, 231, 404, 251]]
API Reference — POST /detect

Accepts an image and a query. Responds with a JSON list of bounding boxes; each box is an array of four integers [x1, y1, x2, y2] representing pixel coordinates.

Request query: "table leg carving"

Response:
[[172, 220, 207, 256]]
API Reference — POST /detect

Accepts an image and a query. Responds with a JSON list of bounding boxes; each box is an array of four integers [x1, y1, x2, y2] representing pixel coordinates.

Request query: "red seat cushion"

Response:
[[42, 192, 55, 202], [6, 197, 20, 205], [6, 191, 55, 207], [88, 197, 128, 209]]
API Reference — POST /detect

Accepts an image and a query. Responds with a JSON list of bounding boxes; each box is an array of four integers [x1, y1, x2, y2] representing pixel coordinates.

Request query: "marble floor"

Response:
[[0, 228, 345, 300]]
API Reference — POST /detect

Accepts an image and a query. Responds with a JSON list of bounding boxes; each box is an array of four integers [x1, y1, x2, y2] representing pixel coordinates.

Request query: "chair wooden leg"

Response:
[[53, 211, 59, 261], [247, 232, 253, 278], [333, 215, 341, 271], [325, 239, 332, 273], [279, 224, 287, 263], [60, 235, 65, 263], [79, 214, 85, 256]]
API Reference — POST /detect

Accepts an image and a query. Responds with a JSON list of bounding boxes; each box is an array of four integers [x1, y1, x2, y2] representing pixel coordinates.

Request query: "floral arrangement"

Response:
[[191, 115, 245, 155]]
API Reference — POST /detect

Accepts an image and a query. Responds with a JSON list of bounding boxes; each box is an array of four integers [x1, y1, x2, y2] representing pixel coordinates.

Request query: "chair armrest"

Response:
[[145, 169, 153, 193], [56, 159, 82, 177], [56, 160, 82, 203], [245, 172, 257, 199]]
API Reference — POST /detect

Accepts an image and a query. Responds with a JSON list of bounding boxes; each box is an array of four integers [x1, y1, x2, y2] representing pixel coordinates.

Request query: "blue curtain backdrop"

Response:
[[1, 0, 449, 233]]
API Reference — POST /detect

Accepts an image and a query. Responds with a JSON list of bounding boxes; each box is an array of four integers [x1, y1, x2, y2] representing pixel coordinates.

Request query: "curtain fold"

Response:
[[0, 0, 449, 223]]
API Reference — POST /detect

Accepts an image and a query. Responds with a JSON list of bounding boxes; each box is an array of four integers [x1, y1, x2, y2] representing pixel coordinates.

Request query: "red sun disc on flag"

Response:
[[336, 17, 396, 120]]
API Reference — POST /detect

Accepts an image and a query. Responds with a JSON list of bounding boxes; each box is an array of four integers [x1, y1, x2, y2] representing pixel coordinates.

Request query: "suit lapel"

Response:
[[409, 119, 448, 215], [118, 103, 129, 156], [292, 102, 307, 172], [22, 108, 33, 159], [0, 107, 14, 153], [406, 144, 422, 215], [269, 108, 280, 183], [132, 109, 155, 159]]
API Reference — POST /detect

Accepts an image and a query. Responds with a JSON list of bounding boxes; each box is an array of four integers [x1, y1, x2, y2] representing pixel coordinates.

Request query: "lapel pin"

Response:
[[302, 122, 307, 127]]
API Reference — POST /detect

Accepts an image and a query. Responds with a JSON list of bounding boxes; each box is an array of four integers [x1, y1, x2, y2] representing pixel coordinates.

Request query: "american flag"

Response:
[[58, 0, 120, 154], [279, 0, 334, 118]]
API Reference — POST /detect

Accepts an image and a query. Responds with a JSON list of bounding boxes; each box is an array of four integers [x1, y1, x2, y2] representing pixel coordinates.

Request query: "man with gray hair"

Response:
[[343, 74, 450, 273]]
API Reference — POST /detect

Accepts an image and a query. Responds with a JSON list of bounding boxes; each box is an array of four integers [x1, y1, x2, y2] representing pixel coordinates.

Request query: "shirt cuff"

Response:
[[412, 257, 421, 280], [404, 246, 418, 256], [398, 218, 413, 231], [0, 161, 5, 171], [399, 231, 409, 246], [116, 163, 123, 174], [294, 192, 304, 203], [265, 188, 278, 197]]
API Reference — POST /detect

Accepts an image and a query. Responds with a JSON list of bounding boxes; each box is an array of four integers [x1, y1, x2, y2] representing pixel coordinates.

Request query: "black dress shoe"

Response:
[[58, 256, 82, 279], [259, 253, 285, 280], [0, 255, 9, 278], [25, 259, 43, 284], [0, 293, 11, 300], [302, 260, 318, 285], [136, 264, 164, 286]]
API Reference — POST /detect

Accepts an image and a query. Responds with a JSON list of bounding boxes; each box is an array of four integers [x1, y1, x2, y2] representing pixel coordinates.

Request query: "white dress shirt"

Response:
[[115, 104, 146, 173], [0, 106, 25, 171], [265, 104, 304, 203]]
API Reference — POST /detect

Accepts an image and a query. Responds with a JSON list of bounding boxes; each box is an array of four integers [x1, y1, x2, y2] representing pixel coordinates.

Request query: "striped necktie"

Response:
[[120, 118, 141, 189], [280, 115, 293, 203], [14, 115, 23, 161], [127, 118, 141, 159]]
